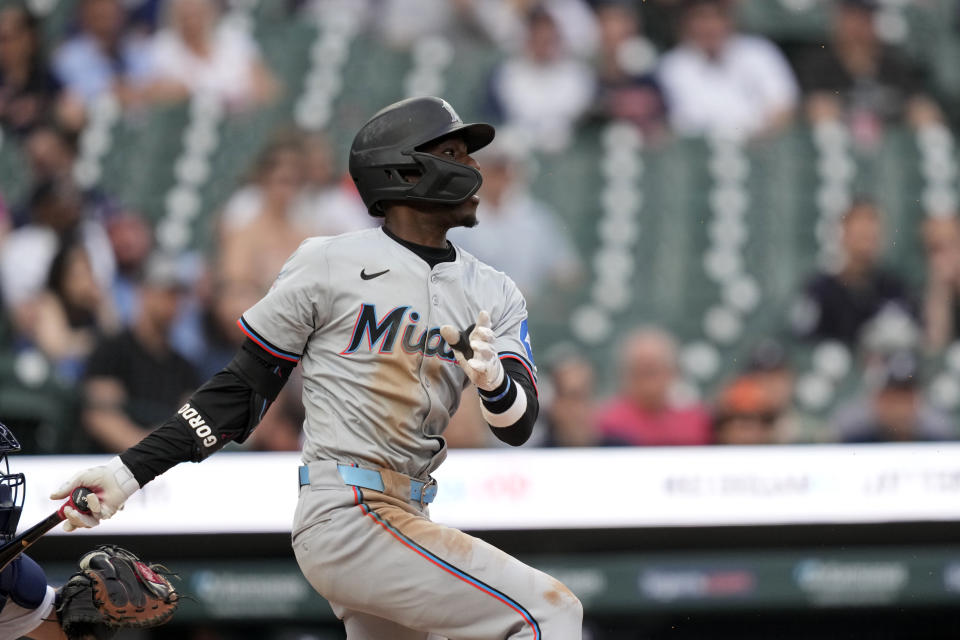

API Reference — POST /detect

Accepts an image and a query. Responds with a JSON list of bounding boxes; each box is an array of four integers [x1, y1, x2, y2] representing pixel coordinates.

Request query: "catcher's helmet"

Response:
[[0, 423, 24, 542], [349, 96, 495, 216]]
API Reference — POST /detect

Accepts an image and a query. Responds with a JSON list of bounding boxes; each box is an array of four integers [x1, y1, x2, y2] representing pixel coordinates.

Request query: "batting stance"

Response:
[[52, 96, 583, 638]]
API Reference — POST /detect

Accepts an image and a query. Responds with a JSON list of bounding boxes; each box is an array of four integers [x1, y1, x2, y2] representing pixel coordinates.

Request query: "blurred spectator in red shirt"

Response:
[[796, 0, 942, 146], [596, 327, 711, 446], [712, 376, 780, 445], [791, 198, 914, 347], [832, 351, 955, 442], [487, 7, 595, 152], [921, 215, 960, 352], [0, 5, 83, 136], [657, 0, 797, 139], [592, 0, 667, 139]]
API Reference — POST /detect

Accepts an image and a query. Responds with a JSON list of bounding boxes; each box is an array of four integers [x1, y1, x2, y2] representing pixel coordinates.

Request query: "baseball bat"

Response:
[[449, 323, 475, 360], [0, 487, 93, 572]]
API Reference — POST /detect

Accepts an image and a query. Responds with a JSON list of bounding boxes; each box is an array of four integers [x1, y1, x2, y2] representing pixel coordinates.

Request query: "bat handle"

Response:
[[57, 487, 94, 520], [451, 323, 475, 360]]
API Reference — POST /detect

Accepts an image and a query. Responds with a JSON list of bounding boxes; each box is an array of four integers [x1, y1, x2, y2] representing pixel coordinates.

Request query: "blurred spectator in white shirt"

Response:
[[52, 0, 153, 107], [340, 0, 597, 56], [657, 0, 798, 139], [1, 179, 115, 337], [145, 0, 278, 110], [295, 132, 373, 235], [221, 130, 372, 237], [487, 7, 595, 152], [464, 0, 598, 56], [447, 137, 582, 300]]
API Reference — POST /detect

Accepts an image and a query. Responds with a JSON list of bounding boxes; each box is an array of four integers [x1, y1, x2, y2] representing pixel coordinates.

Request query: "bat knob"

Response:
[[69, 487, 94, 516], [450, 323, 475, 360]]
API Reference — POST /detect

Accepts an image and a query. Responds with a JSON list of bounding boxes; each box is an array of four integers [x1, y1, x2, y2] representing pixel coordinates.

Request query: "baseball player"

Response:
[[52, 96, 584, 638]]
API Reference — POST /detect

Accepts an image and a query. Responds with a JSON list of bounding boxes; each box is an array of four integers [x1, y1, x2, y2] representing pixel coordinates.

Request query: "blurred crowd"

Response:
[[0, 0, 958, 455]]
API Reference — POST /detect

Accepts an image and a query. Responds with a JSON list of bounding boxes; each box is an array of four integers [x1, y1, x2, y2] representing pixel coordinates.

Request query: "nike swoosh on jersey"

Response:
[[360, 268, 390, 280]]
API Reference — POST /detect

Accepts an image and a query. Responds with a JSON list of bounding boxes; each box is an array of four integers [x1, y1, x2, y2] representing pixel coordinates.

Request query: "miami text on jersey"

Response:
[[341, 304, 457, 361]]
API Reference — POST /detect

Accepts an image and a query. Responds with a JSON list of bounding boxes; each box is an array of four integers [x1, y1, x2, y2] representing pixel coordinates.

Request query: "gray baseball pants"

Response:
[[292, 460, 583, 639]]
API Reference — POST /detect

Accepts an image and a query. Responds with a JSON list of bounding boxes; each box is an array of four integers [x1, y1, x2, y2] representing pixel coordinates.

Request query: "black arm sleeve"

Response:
[[119, 338, 296, 486], [477, 358, 538, 447]]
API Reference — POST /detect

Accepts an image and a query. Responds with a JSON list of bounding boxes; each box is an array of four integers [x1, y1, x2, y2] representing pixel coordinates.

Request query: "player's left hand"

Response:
[[440, 310, 504, 392], [51, 457, 140, 532]]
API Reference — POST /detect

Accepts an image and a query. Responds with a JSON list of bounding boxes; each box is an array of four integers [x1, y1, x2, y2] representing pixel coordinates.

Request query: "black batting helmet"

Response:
[[349, 96, 495, 216], [0, 423, 24, 542]]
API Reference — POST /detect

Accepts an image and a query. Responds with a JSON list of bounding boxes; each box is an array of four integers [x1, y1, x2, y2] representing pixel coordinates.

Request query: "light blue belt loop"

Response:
[[298, 464, 437, 505], [298, 465, 310, 488], [337, 465, 385, 492]]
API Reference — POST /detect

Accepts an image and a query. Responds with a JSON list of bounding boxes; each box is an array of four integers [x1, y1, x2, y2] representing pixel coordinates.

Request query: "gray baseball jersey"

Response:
[[245, 227, 581, 638], [240, 227, 537, 479]]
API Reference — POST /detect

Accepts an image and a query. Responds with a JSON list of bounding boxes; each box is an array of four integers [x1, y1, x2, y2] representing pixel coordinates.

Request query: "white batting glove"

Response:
[[440, 310, 505, 392], [50, 457, 140, 531]]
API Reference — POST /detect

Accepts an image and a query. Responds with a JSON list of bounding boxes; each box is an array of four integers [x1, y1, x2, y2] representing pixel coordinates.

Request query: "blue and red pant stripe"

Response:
[[353, 493, 541, 639]]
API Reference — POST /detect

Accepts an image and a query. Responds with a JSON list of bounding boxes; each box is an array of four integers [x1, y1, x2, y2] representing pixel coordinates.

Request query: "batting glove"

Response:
[[440, 310, 505, 392], [50, 457, 140, 531]]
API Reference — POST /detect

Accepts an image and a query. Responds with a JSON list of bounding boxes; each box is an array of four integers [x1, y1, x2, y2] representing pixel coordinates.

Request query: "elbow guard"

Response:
[[121, 338, 298, 483], [177, 339, 296, 459]]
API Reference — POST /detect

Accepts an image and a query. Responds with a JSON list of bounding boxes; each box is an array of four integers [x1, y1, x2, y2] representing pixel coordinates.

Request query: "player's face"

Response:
[[418, 136, 482, 228]]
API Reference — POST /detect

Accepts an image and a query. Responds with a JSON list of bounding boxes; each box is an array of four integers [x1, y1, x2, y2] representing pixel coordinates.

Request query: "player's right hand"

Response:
[[440, 310, 505, 392], [50, 457, 140, 532]]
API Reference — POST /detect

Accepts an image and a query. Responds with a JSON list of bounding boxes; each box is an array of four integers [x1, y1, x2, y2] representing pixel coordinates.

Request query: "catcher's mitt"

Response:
[[56, 545, 179, 640]]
